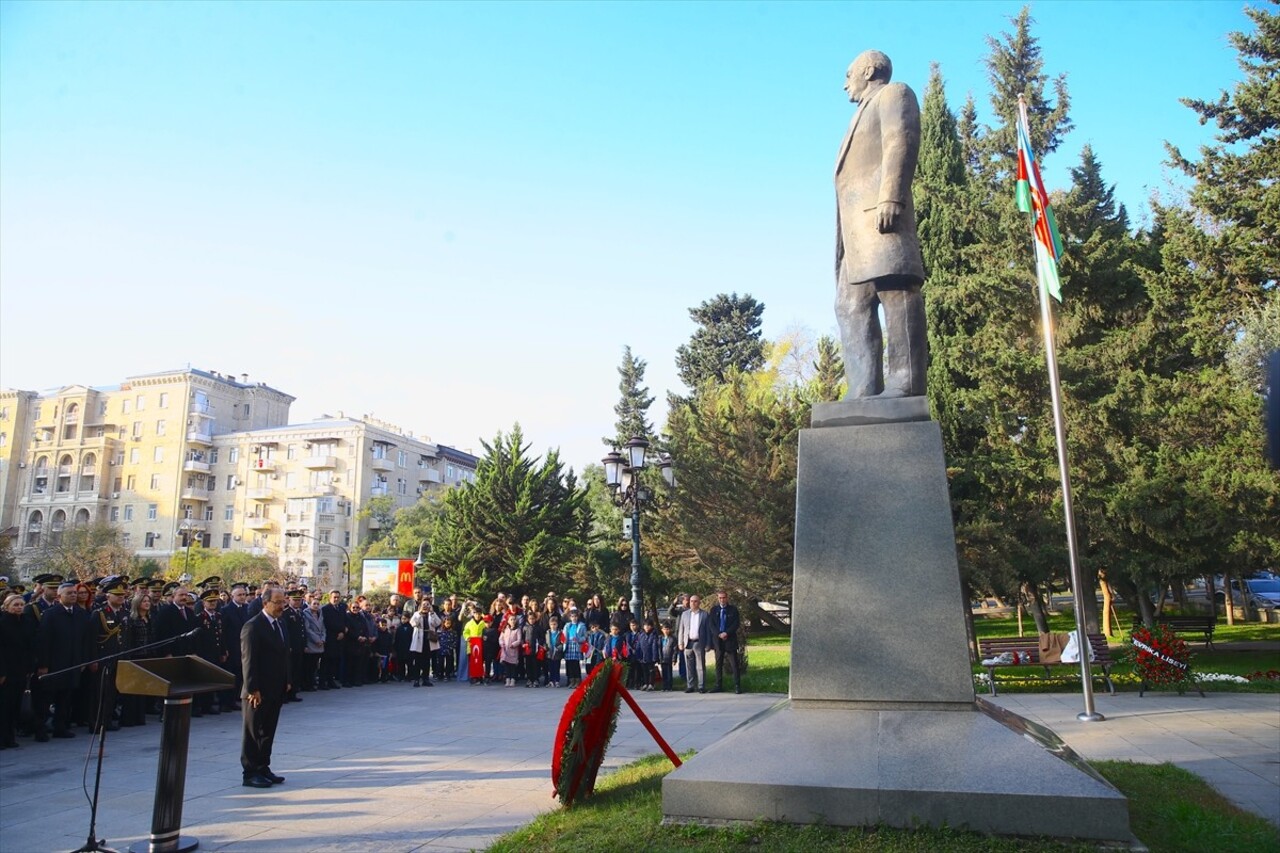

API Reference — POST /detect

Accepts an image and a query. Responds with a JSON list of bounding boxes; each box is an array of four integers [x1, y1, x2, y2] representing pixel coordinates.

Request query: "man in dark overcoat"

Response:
[[240, 588, 291, 788]]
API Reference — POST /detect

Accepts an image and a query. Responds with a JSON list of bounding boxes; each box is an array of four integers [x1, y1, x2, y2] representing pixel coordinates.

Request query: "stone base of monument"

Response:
[[661, 698, 1131, 842], [660, 413, 1132, 843]]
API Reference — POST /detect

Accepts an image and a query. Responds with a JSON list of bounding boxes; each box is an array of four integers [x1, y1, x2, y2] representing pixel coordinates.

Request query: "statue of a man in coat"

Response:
[[834, 50, 927, 399]]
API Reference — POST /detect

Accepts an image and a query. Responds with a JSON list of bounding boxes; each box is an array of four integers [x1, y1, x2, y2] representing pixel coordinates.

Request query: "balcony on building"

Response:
[[81, 465, 96, 478], [186, 429, 213, 445], [183, 459, 211, 474], [180, 488, 210, 502], [57, 464, 73, 476], [302, 454, 337, 469], [301, 483, 337, 496], [369, 485, 390, 497], [178, 519, 208, 531], [247, 487, 275, 501], [419, 469, 443, 484], [245, 516, 273, 531], [370, 456, 394, 472], [251, 458, 276, 473], [190, 400, 213, 416]]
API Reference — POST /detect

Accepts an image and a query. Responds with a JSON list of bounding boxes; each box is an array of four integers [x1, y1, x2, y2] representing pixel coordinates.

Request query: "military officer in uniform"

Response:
[[282, 589, 307, 702], [88, 576, 129, 732], [22, 573, 63, 740], [194, 588, 228, 716]]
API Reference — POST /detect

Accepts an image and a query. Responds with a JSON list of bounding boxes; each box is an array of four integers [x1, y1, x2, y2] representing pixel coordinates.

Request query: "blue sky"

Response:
[[0, 1, 1251, 472]]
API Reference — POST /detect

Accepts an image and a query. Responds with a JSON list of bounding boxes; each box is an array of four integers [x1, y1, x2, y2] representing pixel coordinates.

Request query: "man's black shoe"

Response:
[[709, 686, 723, 693], [289, 696, 303, 702], [263, 769, 285, 784], [242, 775, 273, 788], [699, 689, 707, 694], [684, 688, 696, 693], [735, 687, 743, 694]]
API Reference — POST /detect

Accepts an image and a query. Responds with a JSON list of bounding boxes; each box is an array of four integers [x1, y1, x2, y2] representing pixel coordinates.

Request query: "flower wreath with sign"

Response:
[[1126, 623, 1192, 686]]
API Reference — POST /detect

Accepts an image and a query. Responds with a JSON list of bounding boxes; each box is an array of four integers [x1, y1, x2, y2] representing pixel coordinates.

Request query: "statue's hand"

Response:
[[876, 201, 904, 233]]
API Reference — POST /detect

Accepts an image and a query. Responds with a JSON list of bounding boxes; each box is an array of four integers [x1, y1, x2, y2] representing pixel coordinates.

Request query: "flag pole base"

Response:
[[1077, 712, 1105, 723]]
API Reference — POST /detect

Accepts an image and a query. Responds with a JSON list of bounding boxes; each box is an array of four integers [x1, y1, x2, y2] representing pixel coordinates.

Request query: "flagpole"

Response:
[[1031, 240, 1104, 724]]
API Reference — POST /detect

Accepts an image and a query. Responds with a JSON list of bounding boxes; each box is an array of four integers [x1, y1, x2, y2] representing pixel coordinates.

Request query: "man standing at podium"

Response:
[[240, 588, 291, 789]]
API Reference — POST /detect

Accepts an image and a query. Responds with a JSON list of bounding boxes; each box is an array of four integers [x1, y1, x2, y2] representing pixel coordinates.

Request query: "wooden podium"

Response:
[[116, 657, 234, 853]]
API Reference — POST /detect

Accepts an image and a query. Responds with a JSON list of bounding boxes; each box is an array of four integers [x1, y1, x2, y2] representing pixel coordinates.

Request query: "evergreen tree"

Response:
[[605, 345, 655, 448], [807, 334, 845, 403], [674, 293, 766, 390], [425, 424, 594, 598]]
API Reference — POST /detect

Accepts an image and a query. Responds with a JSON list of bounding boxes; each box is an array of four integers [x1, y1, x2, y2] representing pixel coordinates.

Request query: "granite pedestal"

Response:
[[662, 405, 1132, 842]]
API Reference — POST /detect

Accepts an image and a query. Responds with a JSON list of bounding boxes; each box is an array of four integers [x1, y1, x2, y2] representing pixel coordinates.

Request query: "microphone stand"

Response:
[[41, 627, 203, 853]]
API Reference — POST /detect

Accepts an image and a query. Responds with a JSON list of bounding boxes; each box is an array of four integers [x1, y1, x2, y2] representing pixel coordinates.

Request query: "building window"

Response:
[[242, 404, 251, 417], [123, 505, 134, 521], [344, 531, 351, 547], [0, 432, 5, 448], [156, 420, 166, 436], [136, 395, 145, 411], [287, 444, 296, 460], [398, 450, 407, 467], [209, 448, 219, 464], [147, 503, 158, 520], [109, 507, 119, 522], [229, 447, 239, 463], [447, 464, 455, 480], [154, 447, 164, 463], [159, 392, 169, 408], [222, 532, 232, 549], [121, 532, 131, 547], [224, 504, 234, 521], [126, 475, 136, 490], [150, 474, 161, 490], [132, 421, 143, 437], [397, 477, 407, 495], [0, 406, 7, 419], [121, 400, 130, 415], [113, 476, 122, 492], [130, 448, 140, 464], [226, 475, 236, 489], [112, 452, 124, 466], [145, 532, 157, 548]]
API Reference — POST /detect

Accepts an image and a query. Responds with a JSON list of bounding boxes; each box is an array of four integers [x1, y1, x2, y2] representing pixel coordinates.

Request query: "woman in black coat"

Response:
[[119, 592, 154, 726], [0, 593, 33, 748]]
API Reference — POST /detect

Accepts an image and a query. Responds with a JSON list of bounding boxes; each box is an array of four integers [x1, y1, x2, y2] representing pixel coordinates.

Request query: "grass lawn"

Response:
[[486, 753, 1278, 853]]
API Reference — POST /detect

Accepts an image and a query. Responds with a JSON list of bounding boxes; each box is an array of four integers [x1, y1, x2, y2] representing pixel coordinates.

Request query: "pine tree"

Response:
[[605, 345, 655, 448], [807, 335, 845, 403], [674, 293, 766, 390], [426, 424, 594, 598]]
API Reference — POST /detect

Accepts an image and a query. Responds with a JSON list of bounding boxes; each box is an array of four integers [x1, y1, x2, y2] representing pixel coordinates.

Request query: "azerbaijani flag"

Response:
[[1015, 96, 1064, 302]]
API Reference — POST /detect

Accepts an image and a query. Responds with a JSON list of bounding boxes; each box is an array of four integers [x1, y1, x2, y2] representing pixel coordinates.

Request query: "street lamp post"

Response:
[[284, 531, 351, 596], [602, 435, 675, 622]]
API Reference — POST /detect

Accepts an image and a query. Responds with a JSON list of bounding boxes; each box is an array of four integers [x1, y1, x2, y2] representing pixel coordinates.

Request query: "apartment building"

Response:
[[1, 369, 478, 591]]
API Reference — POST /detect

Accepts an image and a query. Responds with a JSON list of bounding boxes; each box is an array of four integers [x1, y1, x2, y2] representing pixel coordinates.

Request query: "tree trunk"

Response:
[[1078, 563, 1101, 635], [1135, 587, 1156, 627], [1172, 581, 1188, 613], [1022, 582, 1050, 634], [1224, 571, 1236, 626], [1205, 573, 1218, 619], [1099, 571, 1114, 637], [962, 580, 979, 664]]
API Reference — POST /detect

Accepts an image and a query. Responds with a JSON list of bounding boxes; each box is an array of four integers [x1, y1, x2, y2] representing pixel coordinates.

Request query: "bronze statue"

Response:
[[834, 50, 926, 399]]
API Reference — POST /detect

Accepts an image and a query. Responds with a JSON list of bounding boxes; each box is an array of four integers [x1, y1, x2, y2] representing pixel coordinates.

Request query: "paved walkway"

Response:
[[986, 691, 1280, 826], [1, 685, 1276, 851]]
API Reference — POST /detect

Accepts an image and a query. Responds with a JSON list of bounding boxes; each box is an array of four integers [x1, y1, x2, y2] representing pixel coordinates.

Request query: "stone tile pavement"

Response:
[[986, 691, 1280, 827], [2, 684, 1276, 852], [0, 681, 777, 853]]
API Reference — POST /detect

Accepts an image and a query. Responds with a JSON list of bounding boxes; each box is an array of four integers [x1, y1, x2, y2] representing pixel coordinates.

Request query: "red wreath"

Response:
[[1128, 624, 1192, 686], [551, 660, 681, 807]]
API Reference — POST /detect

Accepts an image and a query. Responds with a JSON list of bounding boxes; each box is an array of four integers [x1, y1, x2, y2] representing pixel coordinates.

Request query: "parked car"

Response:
[[1214, 577, 1280, 610]]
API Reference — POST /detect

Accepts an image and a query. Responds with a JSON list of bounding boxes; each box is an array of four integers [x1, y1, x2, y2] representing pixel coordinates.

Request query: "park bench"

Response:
[[977, 634, 1115, 697], [1131, 615, 1216, 648]]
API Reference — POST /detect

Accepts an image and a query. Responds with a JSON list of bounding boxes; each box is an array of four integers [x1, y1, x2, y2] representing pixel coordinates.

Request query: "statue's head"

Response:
[[845, 50, 893, 103]]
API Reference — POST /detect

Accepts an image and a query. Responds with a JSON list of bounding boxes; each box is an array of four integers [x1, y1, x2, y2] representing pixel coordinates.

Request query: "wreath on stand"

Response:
[[1125, 623, 1202, 696], [551, 660, 624, 806]]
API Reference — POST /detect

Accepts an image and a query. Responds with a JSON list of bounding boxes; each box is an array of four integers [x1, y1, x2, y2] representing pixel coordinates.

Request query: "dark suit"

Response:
[[319, 603, 346, 687], [677, 608, 716, 691], [37, 605, 94, 734], [240, 614, 290, 781], [153, 602, 198, 656], [707, 602, 742, 691], [220, 601, 250, 705]]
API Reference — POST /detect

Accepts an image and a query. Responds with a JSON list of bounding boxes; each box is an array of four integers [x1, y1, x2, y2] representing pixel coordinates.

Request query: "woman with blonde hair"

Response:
[[119, 592, 154, 726]]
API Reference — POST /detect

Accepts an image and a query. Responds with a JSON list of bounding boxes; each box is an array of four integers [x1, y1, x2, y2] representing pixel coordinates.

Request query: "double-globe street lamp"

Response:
[[284, 530, 351, 596], [602, 435, 675, 622]]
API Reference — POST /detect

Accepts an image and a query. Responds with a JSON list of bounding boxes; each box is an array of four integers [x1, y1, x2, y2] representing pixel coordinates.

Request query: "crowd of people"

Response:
[[0, 572, 746, 751]]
